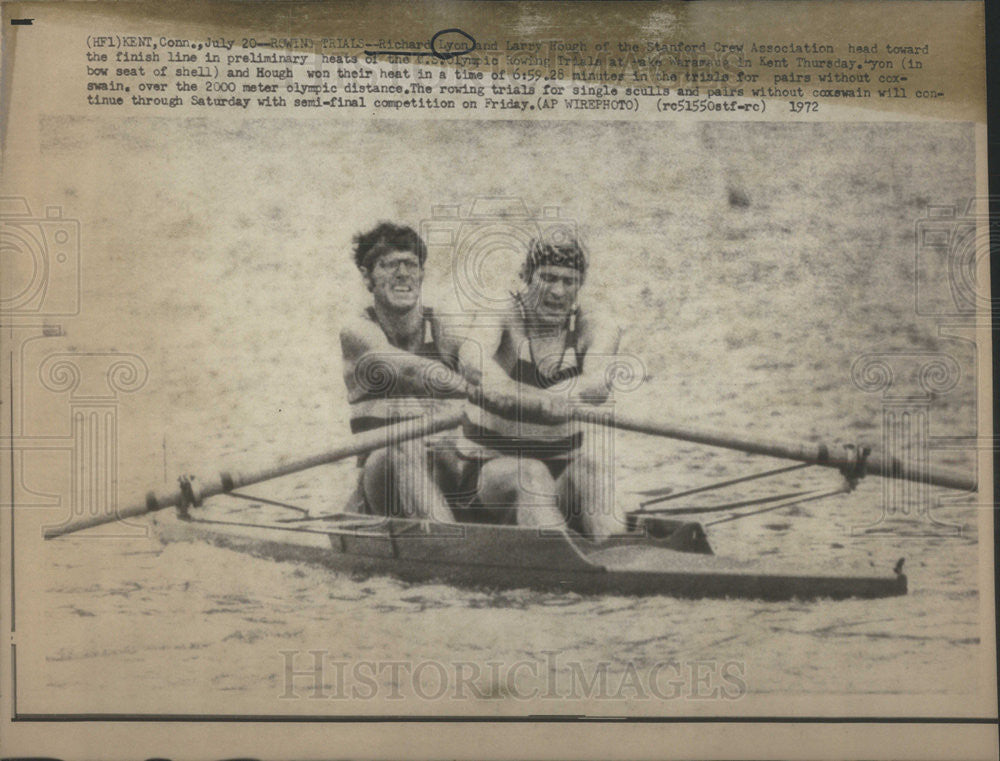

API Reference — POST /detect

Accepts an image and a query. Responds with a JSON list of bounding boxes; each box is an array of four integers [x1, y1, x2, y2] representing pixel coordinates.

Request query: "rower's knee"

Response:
[[515, 459, 564, 530], [564, 444, 623, 541], [517, 458, 558, 497], [479, 458, 522, 503], [480, 458, 556, 499], [361, 448, 391, 516], [478, 457, 564, 530]]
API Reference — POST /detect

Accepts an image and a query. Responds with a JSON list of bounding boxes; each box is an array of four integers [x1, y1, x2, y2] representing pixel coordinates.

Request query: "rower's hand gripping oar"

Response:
[[44, 409, 466, 539]]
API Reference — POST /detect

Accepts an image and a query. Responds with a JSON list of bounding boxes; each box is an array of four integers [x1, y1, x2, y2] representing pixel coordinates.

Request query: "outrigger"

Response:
[[45, 407, 976, 601]]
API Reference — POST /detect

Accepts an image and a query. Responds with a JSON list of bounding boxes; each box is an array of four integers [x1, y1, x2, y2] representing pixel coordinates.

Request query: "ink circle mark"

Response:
[[430, 28, 476, 60]]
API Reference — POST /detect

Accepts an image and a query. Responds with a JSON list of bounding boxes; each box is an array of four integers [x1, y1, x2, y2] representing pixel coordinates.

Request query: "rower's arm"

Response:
[[569, 310, 625, 405], [460, 314, 570, 420], [340, 317, 468, 398], [456, 320, 500, 387]]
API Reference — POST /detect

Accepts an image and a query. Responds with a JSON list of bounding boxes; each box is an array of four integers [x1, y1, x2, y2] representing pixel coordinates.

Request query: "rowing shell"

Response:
[[151, 496, 907, 601]]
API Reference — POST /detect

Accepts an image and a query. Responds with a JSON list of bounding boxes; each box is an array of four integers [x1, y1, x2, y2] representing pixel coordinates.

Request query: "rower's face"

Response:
[[524, 265, 582, 323], [364, 249, 423, 311]]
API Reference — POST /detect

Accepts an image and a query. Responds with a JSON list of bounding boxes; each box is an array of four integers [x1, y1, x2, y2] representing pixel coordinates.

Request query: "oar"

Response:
[[487, 393, 975, 492], [575, 408, 977, 492], [44, 409, 465, 539]]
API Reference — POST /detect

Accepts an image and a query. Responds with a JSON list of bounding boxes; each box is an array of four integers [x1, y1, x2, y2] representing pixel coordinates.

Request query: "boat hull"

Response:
[[151, 501, 907, 601]]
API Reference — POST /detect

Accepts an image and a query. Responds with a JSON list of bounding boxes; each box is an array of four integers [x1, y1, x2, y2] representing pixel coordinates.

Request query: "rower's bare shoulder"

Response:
[[428, 307, 462, 336], [339, 309, 383, 354], [426, 307, 466, 357]]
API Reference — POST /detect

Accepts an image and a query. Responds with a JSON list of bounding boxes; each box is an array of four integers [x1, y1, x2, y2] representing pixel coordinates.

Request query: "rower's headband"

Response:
[[523, 233, 588, 280]]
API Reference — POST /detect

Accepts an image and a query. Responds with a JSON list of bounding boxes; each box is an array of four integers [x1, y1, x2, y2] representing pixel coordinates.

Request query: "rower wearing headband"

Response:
[[457, 231, 626, 539]]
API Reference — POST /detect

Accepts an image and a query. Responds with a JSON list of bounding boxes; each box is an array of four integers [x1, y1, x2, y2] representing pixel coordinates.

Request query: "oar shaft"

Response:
[[863, 452, 975, 492], [44, 409, 465, 539], [583, 410, 976, 492]]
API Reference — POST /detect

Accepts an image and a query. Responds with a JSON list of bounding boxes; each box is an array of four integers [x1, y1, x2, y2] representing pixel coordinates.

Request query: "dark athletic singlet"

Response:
[[510, 297, 584, 389], [464, 297, 585, 450], [347, 306, 462, 434]]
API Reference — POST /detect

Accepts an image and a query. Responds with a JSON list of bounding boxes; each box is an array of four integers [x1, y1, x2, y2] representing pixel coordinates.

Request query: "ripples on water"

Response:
[[39, 475, 979, 715]]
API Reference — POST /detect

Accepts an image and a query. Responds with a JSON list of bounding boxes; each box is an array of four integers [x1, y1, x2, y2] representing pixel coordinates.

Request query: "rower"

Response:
[[340, 222, 468, 521], [457, 232, 627, 539]]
